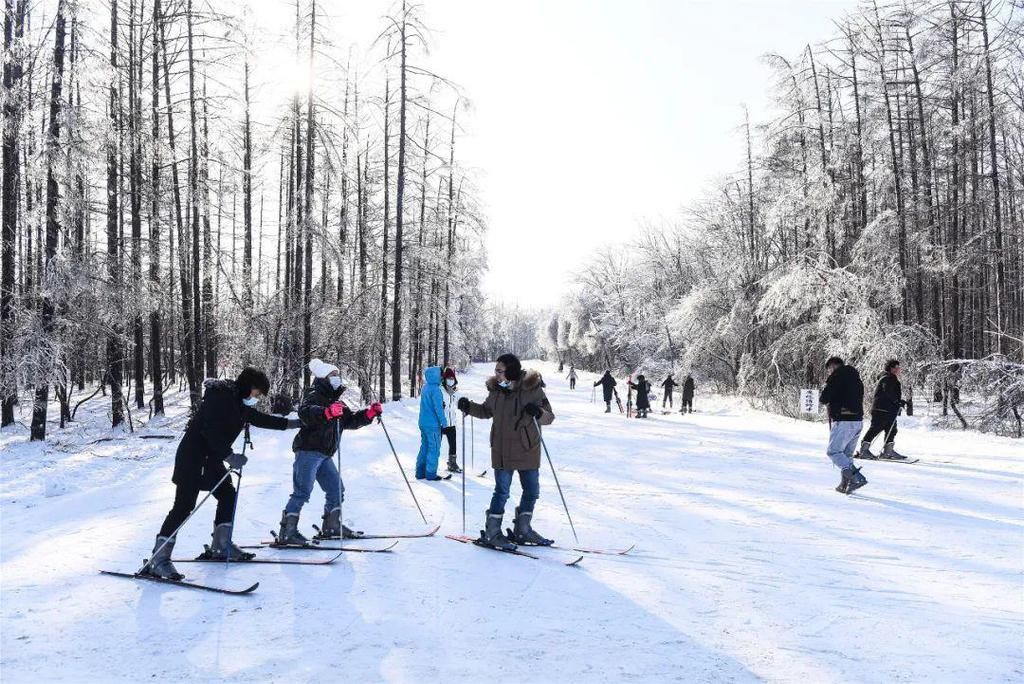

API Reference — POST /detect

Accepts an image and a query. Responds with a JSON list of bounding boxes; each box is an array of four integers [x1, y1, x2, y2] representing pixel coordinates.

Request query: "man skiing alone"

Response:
[[661, 374, 677, 409], [441, 366, 462, 474], [277, 359, 382, 544], [416, 365, 451, 481], [457, 353, 555, 550], [594, 370, 617, 413], [859, 359, 908, 460], [681, 374, 695, 413], [145, 367, 301, 580], [566, 365, 578, 390], [819, 356, 868, 494], [628, 374, 652, 418]]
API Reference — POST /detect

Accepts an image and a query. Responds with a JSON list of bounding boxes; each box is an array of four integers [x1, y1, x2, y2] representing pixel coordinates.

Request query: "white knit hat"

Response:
[[308, 358, 340, 379]]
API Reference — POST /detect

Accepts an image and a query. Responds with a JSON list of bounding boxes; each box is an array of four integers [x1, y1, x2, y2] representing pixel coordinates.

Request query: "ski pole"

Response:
[[470, 416, 475, 471], [461, 412, 467, 534], [336, 419, 343, 538], [224, 423, 252, 567], [139, 467, 237, 575], [532, 416, 579, 544], [376, 415, 428, 524]]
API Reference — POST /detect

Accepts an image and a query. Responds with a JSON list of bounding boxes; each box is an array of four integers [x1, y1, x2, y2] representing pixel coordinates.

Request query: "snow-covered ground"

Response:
[[1, 362, 1021, 682]]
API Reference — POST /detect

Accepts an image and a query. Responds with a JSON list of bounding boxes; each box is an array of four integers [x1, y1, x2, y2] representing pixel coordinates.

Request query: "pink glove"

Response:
[[365, 402, 383, 420], [324, 402, 344, 421]]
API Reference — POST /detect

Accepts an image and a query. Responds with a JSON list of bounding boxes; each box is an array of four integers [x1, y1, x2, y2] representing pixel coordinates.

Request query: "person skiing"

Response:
[[661, 374, 677, 409], [277, 359, 382, 544], [594, 370, 617, 413], [456, 353, 555, 550], [819, 356, 868, 494], [681, 374, 695, 413], [566, 366, 578, 390], [416, 365, 450, 481], [860, 359, 908, 460], [628, 374, 652, 418], [440, 366, 463, 474], [145, 367, 301, 580]]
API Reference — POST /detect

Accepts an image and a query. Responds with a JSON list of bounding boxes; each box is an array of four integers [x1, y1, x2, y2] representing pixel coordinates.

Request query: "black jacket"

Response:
[[871, 373, 903, 414], [819, 364, 865, 422], [661, 377, 677, 390], [594, 373, 617, 401], [292, 377, 372, 456], [173, 380, 291, 489], [628, 379, 652, 409], [682, 377, 695, 399]]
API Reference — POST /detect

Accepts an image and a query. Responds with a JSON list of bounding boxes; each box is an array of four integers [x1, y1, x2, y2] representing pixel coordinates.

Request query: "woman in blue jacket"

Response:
[[416, 366, 449, 481]]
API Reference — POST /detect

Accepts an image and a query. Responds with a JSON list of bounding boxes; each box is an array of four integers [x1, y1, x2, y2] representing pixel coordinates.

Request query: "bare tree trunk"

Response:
[[148, 0, 164, 415], [391, 5, 408, 400], [186, 0, 204, 394], [128, 0, 145, 409], [201, 73, 215, 377], [980, 0, 1006, 353], [380, 78, 390, 399], [107, 0, 125, 428], [303, 0, 316, 388]]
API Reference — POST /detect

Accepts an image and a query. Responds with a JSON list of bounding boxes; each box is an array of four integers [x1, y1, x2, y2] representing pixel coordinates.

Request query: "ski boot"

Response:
[[277, 510, 308, 546], [604, 405, 611, 414], [478, 512, 516, 551], [882, 443, 907, 460], [844, 466, 868, 494], [141, 535, 184, 580], [318, 507, 364, 539], [508, 507, 553, 546], [199, 522, 254, 561], [447, 455, 463, 474], [858, 441, 877, 460]]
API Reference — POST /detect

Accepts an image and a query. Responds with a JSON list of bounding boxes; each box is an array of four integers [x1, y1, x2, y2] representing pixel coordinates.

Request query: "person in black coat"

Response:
[[594, 370, 617, 413], [628, 375, 652, 418], [859, 359, 908, 459], [146, 367, 301, 579], [819, 356, 868, 494], [661, 375, 677, 408], [680, 375, 695, 413]]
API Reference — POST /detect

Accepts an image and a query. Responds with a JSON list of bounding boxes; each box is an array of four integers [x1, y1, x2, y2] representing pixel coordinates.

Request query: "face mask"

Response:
[[242, 396, 258, 407], [497, 380, 510, 389], [329, 376, 343, 390], [445, 378, 455, 387]]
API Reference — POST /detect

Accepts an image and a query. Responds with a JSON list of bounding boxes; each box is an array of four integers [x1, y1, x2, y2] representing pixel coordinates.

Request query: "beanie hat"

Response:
[[308, 358, 340, 379]]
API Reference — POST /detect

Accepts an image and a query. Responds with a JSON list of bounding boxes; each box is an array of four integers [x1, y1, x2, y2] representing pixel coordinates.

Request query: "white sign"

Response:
[[799, 389, 819, 414]]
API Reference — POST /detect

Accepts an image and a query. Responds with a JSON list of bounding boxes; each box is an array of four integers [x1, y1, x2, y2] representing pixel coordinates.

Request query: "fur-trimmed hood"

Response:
[[484, 368, 544, 393]]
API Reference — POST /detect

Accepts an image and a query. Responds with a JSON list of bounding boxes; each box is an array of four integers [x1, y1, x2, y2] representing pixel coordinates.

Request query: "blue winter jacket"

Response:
[[418, 366, 449, 431]]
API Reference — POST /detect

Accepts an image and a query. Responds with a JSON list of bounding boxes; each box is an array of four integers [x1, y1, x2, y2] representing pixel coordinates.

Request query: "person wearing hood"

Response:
[[144, 367, 301, 580], [628, 374, 652, 418], [440, 366, 462, 474], [276, 359, 382, 544], [456, 353, 555, 550], [416, 366, 450, 481], [594, 370, 617, 413]]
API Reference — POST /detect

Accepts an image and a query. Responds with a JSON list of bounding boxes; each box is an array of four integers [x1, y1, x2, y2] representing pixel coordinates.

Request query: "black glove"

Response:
[[522, 403, 543, 419], [457, 397, 471, 413], [286, 418, 302, 429], [225, 451, 248, 469]]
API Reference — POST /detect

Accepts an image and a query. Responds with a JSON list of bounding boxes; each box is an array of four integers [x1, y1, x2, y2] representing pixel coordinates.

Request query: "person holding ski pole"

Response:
[[440, 366, 462, 474], [416, 365, 451, 482], [859, 359, 908, 460], [681, 374, 695, 413], [661, 374, 677, 409], [594, 370, 617, 413], [145, 367, 301, 580], [276, 359, 382, 545], [628, 374, 652, 418], [456, 353, 555, 550], [819, 356, 868, 494], [566, 365, 578, 390]]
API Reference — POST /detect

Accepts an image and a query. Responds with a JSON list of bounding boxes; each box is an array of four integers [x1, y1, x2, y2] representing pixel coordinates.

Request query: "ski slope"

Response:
[[1, 362, 1021, 682]]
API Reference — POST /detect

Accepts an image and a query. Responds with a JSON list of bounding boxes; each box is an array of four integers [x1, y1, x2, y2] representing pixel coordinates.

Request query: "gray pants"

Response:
[[827, 420, 863, 470]]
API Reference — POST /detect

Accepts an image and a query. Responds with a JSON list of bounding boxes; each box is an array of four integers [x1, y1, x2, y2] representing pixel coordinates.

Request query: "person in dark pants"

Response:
[[147, 368, 301, 579], [819, 356, 868, 494], [594, 370, 617, 413], [441, 366, 462, 473], [681, 375, 695, 413], [860, 359, 908, 459], [661, 374, 677, 408], [566, 366, 578, 390], [628, 375, 652, 418]]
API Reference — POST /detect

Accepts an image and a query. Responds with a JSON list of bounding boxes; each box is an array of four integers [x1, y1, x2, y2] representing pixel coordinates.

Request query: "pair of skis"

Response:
[[445, 534, 635, 565], [855, 454, 920, 465]]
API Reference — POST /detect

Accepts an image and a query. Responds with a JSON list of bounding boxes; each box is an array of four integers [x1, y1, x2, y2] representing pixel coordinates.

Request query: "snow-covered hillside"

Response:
[[1, 362, 1021, 682]]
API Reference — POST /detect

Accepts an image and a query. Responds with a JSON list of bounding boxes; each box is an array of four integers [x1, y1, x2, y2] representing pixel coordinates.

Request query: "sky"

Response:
[[247, 0, 857, 310]]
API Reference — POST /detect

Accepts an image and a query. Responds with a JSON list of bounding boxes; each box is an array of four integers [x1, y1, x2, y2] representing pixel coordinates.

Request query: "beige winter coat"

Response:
[[464, 369, 555, 470]]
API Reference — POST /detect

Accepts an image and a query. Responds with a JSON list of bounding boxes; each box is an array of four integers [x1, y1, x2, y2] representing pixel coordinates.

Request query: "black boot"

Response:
[[277, 510, 308, 545], [836, 468, 851, 494], [846, 466, 868, 493], [508, 507, 553, 546], [478, 512, 516, 551], [142, 535, 184, 579], [200, 522, 255, 561], [447, 455, 462, 473]]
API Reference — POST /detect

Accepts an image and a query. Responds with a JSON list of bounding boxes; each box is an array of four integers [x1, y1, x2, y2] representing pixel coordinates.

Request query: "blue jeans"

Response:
[[488, 468, 540, 515], [415, 429, 442, 479], [827, 421, 863, 470], [285, 450, 343, 516]]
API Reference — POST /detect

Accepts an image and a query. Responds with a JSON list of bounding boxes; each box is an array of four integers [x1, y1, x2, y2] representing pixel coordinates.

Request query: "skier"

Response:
[[566, 365, 578, 390], [145, 367, 301, 580], [415, 365, 451, 481], [859, 359, 908, 460], [628, 374, 652, 418], [456, 353, 555, 550], [594, 370, 617, 413], [681, 374, 695, 413], [661, 374, 677, 409], [819, 356, 868, 494], [441, 366, 462, 474], [277, 359, 382, 544]]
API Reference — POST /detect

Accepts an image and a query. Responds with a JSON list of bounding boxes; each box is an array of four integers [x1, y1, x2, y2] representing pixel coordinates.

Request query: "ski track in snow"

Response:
[[1, 362, 1021, 682]]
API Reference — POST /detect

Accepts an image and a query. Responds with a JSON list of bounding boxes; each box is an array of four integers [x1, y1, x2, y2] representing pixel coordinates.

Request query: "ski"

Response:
[[559, 543, 635, 556], [100, 570, 258, 595], [855, 455, 920, 465], [445, 535, 583, 566], [311, 523, 441, 541], [241, 536, 398, 553], [476, 470, 488, 478], [173, 551, 344, 565]]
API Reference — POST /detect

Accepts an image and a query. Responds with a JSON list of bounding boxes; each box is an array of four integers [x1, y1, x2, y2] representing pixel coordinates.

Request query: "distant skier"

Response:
[[144, 368, 301, 580], [819, 356, 868, 494], [661, 374, 677, 409], [416, 366, 451, 481], [628, 374, 652, 418], [566, 366, 578, 390], [277, 359, 382, 544], [457, 353, 555, 550], [441, 366, 462, 474], [859, 359, 908, 460], [681, 374, 695, 413], [594, 370, 617, 413]]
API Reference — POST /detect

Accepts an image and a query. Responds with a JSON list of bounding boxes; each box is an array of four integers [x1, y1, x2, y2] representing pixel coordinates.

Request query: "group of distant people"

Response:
[[565, 366, 695, 416]]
